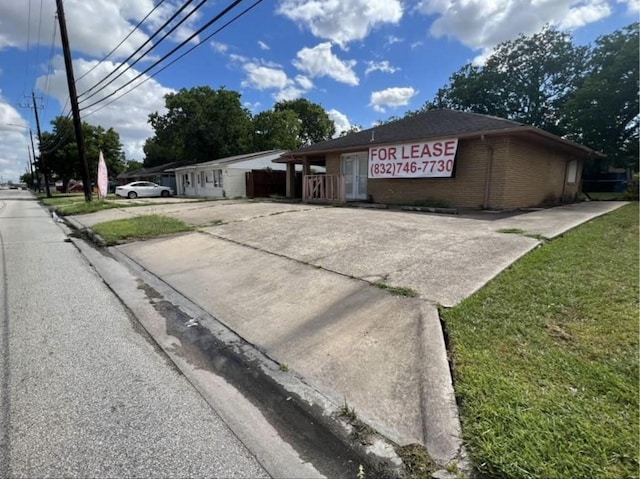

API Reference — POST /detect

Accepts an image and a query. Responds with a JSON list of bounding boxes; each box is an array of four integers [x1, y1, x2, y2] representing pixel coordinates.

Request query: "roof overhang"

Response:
[[276, 126, 604, 163]]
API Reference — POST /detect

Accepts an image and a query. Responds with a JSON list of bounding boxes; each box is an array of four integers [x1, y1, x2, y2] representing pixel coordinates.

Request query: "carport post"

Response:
[[286, 162, 296, 198]]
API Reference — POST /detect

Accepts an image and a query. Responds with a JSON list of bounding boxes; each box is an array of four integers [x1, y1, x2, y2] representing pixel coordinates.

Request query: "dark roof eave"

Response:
[[280, 126, 602, 160]]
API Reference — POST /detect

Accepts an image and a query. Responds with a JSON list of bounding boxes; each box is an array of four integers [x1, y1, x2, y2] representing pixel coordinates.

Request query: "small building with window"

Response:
[[275, 109, 602, 210], [173, 150, 287, 198]]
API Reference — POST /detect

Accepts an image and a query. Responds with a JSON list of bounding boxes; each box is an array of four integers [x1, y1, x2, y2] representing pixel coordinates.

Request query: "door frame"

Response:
[[341, 152, 368, 201]]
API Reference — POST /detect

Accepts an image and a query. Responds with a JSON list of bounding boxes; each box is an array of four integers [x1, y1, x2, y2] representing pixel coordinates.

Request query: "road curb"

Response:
[[65, 217, 410, 477], [108, 245, 406, 478]]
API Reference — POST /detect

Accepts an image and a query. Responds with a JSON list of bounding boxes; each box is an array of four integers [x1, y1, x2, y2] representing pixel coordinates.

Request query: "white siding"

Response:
[[224, 169, 247, 197]]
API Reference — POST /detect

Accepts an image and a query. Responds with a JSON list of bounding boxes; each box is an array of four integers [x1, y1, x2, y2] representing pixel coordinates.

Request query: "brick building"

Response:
[[275, 109, 601, 210]]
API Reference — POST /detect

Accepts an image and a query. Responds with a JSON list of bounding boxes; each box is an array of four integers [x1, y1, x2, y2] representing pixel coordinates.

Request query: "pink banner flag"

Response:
[[97, 150, 108, 200]]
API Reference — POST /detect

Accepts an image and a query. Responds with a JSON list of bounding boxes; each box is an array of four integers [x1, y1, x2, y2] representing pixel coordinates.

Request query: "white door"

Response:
[[342, 152, 368, 200]]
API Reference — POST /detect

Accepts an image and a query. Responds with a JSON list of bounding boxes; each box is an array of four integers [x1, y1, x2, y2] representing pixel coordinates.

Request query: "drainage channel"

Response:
[[147, 294, 373, 479]]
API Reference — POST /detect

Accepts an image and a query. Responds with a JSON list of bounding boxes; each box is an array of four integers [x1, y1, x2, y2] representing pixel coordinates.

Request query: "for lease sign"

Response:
[[368, 138, 458, 179]]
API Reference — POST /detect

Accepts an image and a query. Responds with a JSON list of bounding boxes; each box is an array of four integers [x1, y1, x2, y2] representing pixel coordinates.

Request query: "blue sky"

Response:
[[0, 0, 637, 182]]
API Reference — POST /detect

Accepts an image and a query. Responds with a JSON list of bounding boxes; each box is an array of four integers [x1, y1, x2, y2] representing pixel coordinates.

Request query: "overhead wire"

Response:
[[75, 0, 167, 83], [42, 16, 58, 115], [81, 0, 249, 114], [22, 0, 33, 98], [83, 0, 263, 119], [76, 0, 198, 101], [33, 0, 44, 82]]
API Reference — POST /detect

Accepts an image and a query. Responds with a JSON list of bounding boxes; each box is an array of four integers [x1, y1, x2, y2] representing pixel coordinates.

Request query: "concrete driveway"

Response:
[[70, 199, 627, 466], [205, 207, 543, 307]]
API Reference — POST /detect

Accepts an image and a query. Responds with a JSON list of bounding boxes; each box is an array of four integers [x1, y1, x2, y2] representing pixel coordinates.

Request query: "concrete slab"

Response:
[[72, 200, 321, 228], [493, 201, 629, 239], [117, 232, 461, 461], [205, 208, 539, 307]]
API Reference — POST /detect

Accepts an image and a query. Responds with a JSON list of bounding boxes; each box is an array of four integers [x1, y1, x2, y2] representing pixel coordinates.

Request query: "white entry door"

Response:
[[342, 152, 368, 200]]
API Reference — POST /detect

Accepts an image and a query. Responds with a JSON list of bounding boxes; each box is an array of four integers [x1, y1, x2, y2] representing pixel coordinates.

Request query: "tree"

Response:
[[564, 23, 639, 170], [274, 98, 335, 145], [339, 125, 363, 137], [423, 26, 587, 136], [145, 86, 253, 167], [252, 109, 302, 150], [41, 116, 125, 190], [123, 159, 143, 172], [20, 172, 34, 188]]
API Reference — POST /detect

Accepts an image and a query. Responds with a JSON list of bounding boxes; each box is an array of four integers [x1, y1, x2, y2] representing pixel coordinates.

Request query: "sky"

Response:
[[0, 0, 637, 182]]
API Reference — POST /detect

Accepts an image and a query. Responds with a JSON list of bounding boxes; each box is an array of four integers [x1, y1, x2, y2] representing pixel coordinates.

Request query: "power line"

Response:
[[33, 0, 44, 80], [42, 15, 58, 115], [81, 0, 248, 113], [82, 0, 263, 119], [22, 0, 33, 98], [75, 0, 167, 83], [77, 0, 198, 101]]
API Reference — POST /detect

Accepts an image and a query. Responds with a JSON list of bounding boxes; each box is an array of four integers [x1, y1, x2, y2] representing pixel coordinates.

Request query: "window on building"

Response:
[[213, 170, 223, 187], [566, 160, 578, 184]]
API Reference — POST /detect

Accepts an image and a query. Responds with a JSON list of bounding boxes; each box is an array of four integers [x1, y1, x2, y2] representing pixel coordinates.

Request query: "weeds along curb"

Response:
[[61, 216, 108, 247]]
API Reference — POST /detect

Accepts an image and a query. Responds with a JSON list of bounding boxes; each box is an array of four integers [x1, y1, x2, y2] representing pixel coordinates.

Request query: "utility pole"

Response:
[[56, 0, 92, 202], [32, 91, 52, 198], [27, 146, 35, 189], [29, 129, 42, 192]]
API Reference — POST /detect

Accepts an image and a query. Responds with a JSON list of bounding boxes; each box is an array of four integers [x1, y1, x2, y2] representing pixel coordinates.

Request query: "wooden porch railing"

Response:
[[303, 174, 346, 203]]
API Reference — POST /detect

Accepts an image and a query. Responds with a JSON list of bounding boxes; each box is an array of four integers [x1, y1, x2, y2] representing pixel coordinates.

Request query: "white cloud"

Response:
[[416, 0, 614, 52], [295, 75, 314, 90], [258, 40, 270, 50], [277, 0, 403, 48], [0, 0, 201, 58], [243, 101, 261, 112], [274, 85, 308, 102], [618, 0, 640, 13], [327, 108, 352, 137], [211, 41, 229, 53], [235, 58, 313, 101], [385, 35, 403, 47], [36, 56, 174, 161], [0, 94, 31, 182], [241, 63, 290, 90], [365, 60, 399, 76], [369, 87, 417, 112], [560, 0, 612, 29], [293, 42, 359, 86]]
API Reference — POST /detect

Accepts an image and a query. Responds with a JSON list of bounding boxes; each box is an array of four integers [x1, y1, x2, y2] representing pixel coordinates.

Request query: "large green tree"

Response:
[[252, 109, 302, 150], [144, 86, 253, 166], [274, 98, 335, 145], [563, 23, 639, 170], [424, 26, 587, 136], [40, 116, 125, 190]]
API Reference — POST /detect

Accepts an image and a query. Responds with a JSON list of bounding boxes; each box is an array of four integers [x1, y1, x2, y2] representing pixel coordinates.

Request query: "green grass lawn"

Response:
[[92, 215, 193, 245], [441, 203, 638, 479], [40, 194, 158, 215]]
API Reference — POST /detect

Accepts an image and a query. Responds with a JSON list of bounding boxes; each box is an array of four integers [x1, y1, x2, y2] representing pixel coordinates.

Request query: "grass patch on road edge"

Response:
[[92, 215, 193, 245], [441, 204, 639, 479]]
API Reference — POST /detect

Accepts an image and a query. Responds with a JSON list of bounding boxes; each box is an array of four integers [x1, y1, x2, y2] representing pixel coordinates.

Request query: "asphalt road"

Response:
[[0, 190, 269, 478]]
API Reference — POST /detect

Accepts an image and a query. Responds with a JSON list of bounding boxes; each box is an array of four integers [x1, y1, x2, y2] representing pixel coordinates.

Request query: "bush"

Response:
[[623, 174, 639, 201]]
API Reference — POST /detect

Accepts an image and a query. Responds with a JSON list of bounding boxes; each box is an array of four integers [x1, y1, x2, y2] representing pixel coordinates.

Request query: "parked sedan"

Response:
[[115, 181, 174, 199]]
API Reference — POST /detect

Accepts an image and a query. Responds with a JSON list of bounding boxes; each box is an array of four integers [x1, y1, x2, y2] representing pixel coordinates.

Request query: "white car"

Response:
[[115, 181, 174, 199]]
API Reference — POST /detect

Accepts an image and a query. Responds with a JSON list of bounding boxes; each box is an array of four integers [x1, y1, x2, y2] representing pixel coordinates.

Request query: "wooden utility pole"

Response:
[[28, 129, 41, 192], [32, 92, 51, 197], [56, 0, 92, 202]]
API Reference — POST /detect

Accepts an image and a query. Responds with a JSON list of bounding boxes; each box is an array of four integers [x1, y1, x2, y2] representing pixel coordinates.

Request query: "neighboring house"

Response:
[[116, 161, 190, 191], [275, 109, 603, 210], [173, 150, 287, 198]]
